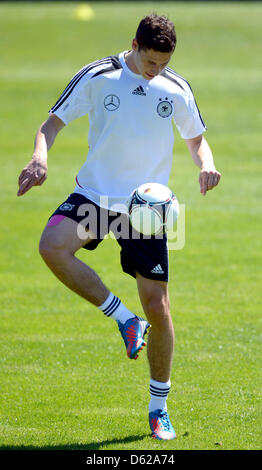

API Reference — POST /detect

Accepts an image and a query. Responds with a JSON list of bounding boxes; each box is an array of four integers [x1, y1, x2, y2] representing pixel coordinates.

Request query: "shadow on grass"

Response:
[[0, 433, 149, 450]]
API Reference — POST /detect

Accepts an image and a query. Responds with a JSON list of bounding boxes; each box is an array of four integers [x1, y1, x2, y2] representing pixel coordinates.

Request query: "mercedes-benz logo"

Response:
[[104, 94, 120, 111]]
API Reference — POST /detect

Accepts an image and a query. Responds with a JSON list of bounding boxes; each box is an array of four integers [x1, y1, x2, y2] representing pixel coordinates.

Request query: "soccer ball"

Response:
[[127, 182, 179, 236]]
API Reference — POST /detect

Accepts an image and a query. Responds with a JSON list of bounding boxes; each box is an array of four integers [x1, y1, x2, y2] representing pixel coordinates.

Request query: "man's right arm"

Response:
[[17, 114, 65, 197]]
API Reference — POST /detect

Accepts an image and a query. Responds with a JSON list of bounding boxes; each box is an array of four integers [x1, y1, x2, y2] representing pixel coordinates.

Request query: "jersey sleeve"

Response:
[[48, 66, 93, 125], [173, 82, 207, 139]]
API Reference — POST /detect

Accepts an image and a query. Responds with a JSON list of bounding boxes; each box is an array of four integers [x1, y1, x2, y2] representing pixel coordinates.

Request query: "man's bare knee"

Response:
[[39, 221, 77, 260], [39, 231, 65, 262], [145, 295, 170, 326], [39, 217, 89, 262]]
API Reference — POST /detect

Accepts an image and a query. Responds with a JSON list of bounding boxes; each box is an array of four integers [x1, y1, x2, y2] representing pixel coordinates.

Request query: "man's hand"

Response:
[[199, 168, 221, 196], [184, 135, 221, 196], [17, 157, 48, 196], [17, 114, 64, 197]]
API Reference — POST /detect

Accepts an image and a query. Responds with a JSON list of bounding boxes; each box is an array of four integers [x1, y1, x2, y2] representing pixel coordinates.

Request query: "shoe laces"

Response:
[[158, 411, 172, 431]]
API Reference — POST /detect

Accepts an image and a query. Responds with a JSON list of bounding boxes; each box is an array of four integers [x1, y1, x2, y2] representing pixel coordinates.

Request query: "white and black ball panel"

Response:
[[136, 182, 173, 205], [129, 204, 163, 236], [128, 182, 179, 236], [164, 195, 179, 230]]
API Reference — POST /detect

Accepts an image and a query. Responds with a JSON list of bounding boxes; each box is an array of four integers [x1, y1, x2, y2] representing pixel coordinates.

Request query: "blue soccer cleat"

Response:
[[149, 409, 176, 440], [117, 316, 150, 360]]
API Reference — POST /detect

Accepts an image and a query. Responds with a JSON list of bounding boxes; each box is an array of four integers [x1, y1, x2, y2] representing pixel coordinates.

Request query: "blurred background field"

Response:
[[0, 1, 261, 450]]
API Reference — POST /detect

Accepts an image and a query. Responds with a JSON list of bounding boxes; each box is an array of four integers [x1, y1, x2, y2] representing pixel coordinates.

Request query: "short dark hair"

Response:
[[135, 14, 176, 53]]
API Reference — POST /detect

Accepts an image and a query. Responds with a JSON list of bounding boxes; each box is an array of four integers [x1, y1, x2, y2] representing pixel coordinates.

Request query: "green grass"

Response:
[[0, 2, 261, 450]]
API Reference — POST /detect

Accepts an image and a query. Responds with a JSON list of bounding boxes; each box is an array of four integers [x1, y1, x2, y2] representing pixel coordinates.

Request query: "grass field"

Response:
[[0, 1, 261, 451]]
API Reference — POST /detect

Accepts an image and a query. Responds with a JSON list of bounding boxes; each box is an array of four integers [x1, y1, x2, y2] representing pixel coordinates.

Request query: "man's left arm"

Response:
[[184, 134, 221, 196]]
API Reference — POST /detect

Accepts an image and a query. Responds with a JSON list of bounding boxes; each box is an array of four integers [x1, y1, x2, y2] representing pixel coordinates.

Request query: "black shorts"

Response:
[[49, 193, 169, 282]]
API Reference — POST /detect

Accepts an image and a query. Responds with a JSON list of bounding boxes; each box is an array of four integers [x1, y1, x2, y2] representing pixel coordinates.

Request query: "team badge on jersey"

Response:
[[104, 94, 120, 111], [157, 98, 173, 118]]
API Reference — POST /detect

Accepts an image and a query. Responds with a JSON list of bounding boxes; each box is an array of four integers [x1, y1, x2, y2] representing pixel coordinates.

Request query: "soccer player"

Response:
[[17, 14, 221, 440]]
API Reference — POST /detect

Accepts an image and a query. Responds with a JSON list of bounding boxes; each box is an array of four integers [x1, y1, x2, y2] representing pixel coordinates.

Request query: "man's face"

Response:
[[132, 39, 173, 80]]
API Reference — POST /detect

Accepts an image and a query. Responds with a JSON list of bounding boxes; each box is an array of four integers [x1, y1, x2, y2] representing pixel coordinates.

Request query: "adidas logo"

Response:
[[151, 264, 164, 274], [132, 86, 146, 96]]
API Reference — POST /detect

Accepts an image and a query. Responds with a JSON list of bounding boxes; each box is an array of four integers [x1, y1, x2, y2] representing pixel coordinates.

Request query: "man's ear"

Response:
[[132, 38, 138, 51]]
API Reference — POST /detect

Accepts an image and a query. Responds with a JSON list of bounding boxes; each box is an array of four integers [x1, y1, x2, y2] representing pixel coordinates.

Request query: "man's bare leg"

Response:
[[39, 217, 109, 305], [39, 216, 148, 359], [136, 272, 176, 439], [136, 272, 174, 383]]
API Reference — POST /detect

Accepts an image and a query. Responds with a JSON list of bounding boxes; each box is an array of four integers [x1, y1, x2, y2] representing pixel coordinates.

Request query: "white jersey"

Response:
[[49, 51, 206, 212]]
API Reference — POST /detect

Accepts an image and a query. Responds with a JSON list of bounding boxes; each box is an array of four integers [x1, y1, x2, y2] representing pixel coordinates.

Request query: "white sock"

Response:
[[98, 292, 135, 324], [149, 378, 171, 413]]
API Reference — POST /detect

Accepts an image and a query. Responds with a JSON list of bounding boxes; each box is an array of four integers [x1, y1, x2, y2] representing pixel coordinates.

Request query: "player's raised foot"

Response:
[[117, 316, 150, 360], [149, 409, 176, 440]]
